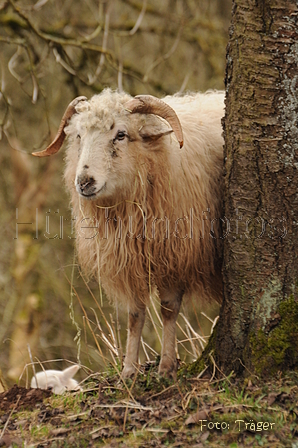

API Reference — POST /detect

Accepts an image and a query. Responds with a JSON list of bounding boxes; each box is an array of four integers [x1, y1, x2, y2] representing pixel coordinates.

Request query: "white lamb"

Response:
[[31, 364, 82, 394]]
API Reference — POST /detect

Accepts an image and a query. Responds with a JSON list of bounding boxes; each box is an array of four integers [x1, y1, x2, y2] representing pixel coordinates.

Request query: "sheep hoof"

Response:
[[121, 365, 136, 379], [158, 357, 177, 380]]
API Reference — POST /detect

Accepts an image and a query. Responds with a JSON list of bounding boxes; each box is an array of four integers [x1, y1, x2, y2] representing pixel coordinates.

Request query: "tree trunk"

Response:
[[0, 368, 7, 393], [6, 143, 54, 381], [216, 0, 298, 376]]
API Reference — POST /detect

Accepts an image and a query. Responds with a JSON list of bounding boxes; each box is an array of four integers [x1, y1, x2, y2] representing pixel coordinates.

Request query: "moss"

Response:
[[180, 296, 298, 380], [249, 295, 298, 376], [178, 323, 219, 378]]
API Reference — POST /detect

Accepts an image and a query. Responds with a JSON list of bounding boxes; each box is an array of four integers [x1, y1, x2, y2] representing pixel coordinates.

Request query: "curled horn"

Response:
[[125, 94, 184, 148], [32, 96, 87, 157]]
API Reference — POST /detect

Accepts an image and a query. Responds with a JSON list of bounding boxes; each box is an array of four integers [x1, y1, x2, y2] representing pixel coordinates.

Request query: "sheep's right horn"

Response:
[[32, 96, 87, 157], [125, 95, 184, 148]]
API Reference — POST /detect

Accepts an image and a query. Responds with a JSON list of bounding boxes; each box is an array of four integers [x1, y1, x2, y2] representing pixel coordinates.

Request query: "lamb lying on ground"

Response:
[[30, 365, 82, 394]]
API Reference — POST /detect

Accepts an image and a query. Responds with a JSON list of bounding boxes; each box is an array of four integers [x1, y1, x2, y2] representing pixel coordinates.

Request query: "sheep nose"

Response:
[[76, 174, 96, 195]]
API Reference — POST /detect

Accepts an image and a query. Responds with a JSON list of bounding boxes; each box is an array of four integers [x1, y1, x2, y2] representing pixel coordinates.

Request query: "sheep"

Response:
[[31, 365, 82, 394], [33, 89, 224, 379]]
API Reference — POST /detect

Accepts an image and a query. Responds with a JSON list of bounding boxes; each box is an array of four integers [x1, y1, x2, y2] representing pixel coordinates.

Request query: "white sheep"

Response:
[[30, 365, 82, 394], [33, 89, 224, 379]]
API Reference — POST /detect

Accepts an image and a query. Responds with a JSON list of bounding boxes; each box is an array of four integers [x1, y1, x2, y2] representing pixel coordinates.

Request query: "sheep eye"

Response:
[[115, 130, 126, 141], [47, 386, 53, 391]]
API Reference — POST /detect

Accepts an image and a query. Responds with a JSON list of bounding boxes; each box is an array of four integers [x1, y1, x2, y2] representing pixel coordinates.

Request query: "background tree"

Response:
[[216, 0, 298, 376], [0, 0, 231, 384]]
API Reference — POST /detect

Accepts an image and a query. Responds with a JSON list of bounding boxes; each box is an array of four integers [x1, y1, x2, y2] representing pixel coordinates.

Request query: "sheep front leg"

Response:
[[159, 290, 183, 379], [122, 305, 146, 379]]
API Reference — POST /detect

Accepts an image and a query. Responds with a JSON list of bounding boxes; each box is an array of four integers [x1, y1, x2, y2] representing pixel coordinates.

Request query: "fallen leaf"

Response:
[[185, 408, 209, 425], [201, 431, 210, 442], [0, 435, 12, 447], [267, 392, 279, 406], [51, 428, 72, 436], [0, 435, 23, 447]]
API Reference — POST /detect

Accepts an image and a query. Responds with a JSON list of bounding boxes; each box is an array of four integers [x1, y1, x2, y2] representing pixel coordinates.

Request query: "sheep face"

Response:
[[65, 95, 174, 203], [73, 122, 138, 201]]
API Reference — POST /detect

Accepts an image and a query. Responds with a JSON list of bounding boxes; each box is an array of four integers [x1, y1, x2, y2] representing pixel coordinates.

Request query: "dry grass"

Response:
[[19, 264, 219, 394], [1, 278, 297, 448], [1, 356, 298, 448], [8, 272, 296, 448]]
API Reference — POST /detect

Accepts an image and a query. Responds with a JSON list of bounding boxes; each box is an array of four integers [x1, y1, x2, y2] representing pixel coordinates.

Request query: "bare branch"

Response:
[[0, 36, 26, 46], [53, 48, 76, 76], [118, 59, 123, 92], [88, 0, 113, 85], [33, 0, 49, 11], [129, 0, 147, 35], [143, 24, 183, 83], [8, 47, 23, 83], [7, 0, 112, 56]]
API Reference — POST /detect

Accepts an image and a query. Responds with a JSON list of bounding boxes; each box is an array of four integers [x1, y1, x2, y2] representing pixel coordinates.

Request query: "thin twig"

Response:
[[0, 396, 21, 439], [129, 0, 147, 35], [8, 0, 112, 55], [95, 401, 153, 411], [27, 343, 38, 388], [149, 384, 178, 399], [88, 0, 112, 84], [143, 24, 183, 82]]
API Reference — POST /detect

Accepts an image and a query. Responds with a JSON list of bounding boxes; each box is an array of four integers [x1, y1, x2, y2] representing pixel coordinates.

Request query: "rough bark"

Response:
[[216, 0, 298, 376]]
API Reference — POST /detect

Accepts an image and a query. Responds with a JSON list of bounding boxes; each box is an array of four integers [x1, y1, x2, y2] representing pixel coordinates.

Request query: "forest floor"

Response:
[[0, 362, 297, 448]]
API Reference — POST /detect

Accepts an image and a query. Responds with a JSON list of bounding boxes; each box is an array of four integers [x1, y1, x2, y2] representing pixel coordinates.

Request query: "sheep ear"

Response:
[[125, 94, 183, 148], [62, 365, 80, 381], [139, 126, 174, 143]]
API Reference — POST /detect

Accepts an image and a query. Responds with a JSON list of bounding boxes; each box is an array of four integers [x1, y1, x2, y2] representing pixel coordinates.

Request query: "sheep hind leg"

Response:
[[159, 289, 183, 379], [122, 304, 146, 379]]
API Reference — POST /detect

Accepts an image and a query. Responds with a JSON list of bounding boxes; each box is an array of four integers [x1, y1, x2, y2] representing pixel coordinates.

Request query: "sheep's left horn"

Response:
[[32, 96, 87, 157], [125, 95, 184, 148]]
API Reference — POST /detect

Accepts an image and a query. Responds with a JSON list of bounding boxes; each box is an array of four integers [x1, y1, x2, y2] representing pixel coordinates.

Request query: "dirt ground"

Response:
[[0, 385, 52, 413], [0, 367, 297, 447]]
